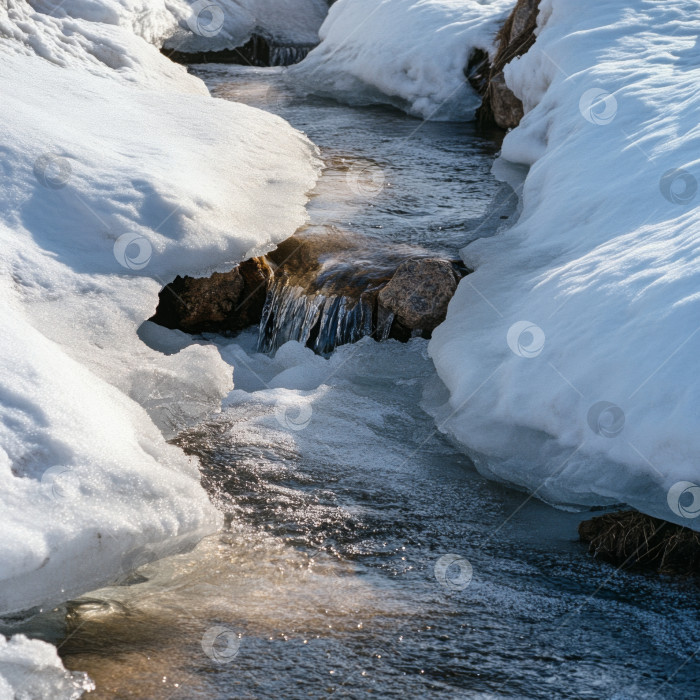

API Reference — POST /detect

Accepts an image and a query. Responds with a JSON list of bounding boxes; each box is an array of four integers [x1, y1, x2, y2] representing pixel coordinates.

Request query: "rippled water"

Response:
[[196, 64, 513, 256], [21, 66, 700, 698]]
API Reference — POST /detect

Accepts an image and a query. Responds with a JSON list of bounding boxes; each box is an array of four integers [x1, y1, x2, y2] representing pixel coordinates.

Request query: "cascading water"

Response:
[[165, 37, 314, 68], [257, 278, 383, 354], [253, 231, 433, 354], [269, 45, 313, 67]]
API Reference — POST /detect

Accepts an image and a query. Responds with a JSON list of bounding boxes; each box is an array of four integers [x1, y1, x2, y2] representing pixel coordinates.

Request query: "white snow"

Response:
[[429, 0, 700, 527], [19, 0, 328, 60], [0, 0, 319, 665], [1, 0, 199, 91], [0, 634, 94, 700], [162, 0, 329, 54], [290, 0, 512, 120]]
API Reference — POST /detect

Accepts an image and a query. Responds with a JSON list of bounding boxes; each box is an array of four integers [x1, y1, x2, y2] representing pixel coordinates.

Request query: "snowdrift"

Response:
[[26, 0, 328, 56], [0, 0, 319, 645], [430, 0, 700, 527], [291, 0, 512, 120], [0, 635, 94, 699]]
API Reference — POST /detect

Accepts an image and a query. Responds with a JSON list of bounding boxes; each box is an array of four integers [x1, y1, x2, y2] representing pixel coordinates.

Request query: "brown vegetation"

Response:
[[579, 510, 700, 575]]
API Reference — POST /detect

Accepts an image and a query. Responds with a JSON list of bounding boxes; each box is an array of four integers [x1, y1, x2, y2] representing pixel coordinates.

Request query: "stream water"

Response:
[[18, 67, 700, 699]]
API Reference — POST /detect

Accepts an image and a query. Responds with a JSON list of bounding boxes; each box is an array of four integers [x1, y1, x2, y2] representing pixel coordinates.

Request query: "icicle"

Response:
[[269, 45, 312, 67], [376, 306, 395, 341], [257, 278, 380, 355]]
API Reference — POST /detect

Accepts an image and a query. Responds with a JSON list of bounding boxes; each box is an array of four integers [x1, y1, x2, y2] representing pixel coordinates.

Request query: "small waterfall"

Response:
[[251, 230, 464, 355], [166, 37, 314, 68], [269, 45, 313, 67], [258, 278, 378, 355]]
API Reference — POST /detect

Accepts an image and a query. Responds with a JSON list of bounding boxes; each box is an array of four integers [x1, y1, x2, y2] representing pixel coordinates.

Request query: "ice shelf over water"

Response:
[[162, 0, 329, 54]]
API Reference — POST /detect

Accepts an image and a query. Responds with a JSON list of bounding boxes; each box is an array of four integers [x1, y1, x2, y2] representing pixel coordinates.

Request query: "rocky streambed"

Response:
[[151, 231, 467, 353]]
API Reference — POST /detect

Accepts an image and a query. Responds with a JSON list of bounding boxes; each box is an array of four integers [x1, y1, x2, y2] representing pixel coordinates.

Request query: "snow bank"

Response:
[[0, 0, 319, 627], [22, 0, 328, 58], [1, 0, 199, 90], [430, 0, 700, 527], [290, 0, 512, 120]]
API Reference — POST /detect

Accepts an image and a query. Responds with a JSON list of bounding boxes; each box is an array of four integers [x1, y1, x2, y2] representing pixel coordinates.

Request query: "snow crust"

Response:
[[291, 0, 512, 120], [0, 0, 319, 627], [0, 634, 94, 700], [430, 0, 700, 527]]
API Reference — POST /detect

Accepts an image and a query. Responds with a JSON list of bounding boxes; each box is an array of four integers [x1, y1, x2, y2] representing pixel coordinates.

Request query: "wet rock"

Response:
[[579, 510, 700, 575], [152, 231, 467, 353], [258, 231, 438, 354], [266, 231, 402, 298], [150, 257, 271, 334], [475, 0, 540, 130], [378, 258, 461, 335]]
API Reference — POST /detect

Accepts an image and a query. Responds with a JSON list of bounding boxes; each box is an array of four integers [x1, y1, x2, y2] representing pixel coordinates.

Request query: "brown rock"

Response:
[[150, 257, 271, 334], [476, 0, 541, 130], [378, 258, 460, 334], [151, 231, 467, 352], [267, 231, 404, 298]]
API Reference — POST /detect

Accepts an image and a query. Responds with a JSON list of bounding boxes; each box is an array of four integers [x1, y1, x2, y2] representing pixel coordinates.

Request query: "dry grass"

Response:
[[579, 510, 700, 575]]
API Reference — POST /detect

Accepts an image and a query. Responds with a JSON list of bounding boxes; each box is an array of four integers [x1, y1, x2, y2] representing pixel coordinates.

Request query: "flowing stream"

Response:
[[13, 66, 700, 699]]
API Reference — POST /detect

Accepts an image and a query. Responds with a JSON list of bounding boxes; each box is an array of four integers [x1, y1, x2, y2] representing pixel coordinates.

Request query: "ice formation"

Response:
[[0, 635, 94, 700], [163, 0, 329, 54]]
